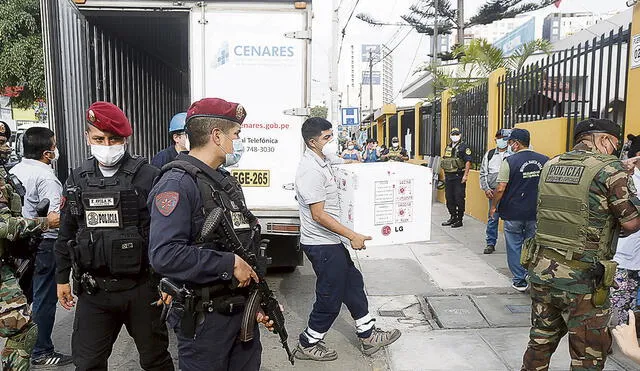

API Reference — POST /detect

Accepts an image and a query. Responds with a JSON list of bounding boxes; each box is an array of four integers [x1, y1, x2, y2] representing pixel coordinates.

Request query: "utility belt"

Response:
[[159, 278, 248, 339], [522, 241, 618, 307], [76, 270, 149, 295]]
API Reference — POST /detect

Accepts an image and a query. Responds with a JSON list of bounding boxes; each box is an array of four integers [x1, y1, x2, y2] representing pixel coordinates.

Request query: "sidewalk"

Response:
[[353, 202, 637, 371]]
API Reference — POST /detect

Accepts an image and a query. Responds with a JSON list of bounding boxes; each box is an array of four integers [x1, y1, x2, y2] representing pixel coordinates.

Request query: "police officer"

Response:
[[521, 118, 640, 370], [54, 102, 173, 370], [148, 98, 273, 371], [441, 128, 472, 228], [151, 112, 188, 168], [0, 121, 59, 370], [381, 136, 409, 162]]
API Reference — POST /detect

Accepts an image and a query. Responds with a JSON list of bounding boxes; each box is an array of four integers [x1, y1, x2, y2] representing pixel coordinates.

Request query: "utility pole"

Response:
[[330, 0, 340, 131], [457, 0, 464, 45], [432, 0, 439, 66], [369, 50, 374, 125]]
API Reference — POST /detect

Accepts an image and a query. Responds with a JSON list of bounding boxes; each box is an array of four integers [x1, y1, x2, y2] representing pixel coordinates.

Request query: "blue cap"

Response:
[[169, 112, 187, 133], [508, 128, 530, 146]]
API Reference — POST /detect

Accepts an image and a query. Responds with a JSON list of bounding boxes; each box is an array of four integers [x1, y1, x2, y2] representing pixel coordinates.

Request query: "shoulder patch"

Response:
[[155, 191, 179, 217], [465, 148, 472, 155]]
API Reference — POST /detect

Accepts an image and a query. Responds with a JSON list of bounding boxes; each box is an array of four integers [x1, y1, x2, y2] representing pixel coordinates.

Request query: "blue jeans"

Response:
[[32, 238, 58, 357], [486, 200, 499, 246], [299, 243, 371, 347], [504, 220, 536, 286]]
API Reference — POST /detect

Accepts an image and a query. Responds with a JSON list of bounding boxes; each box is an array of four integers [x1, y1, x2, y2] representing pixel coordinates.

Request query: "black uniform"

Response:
[[441, 141, 472, 224], [54, 153, 174, 371], [148, 154, 263, 371]]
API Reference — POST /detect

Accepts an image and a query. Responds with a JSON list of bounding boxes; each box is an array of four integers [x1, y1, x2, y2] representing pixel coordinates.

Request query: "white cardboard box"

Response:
[[334, 162, 432, 246]]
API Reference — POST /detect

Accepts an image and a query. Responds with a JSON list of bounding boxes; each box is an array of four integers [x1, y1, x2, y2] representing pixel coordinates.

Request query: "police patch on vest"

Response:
[[465, 147, 471, 155], [89, 197, 115, 207], [545, 164, 585, 185], [231, 212, 250, 229], [85, 210, 120, 227]]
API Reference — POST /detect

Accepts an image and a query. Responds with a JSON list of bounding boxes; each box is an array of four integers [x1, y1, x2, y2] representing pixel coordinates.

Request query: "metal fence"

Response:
[[498, 25, 631, 149], [448, 83, 489, 166], [419, 99, 441, 157]]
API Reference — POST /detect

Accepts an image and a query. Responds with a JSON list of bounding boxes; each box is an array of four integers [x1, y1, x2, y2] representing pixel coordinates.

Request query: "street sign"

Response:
[[632, 34, 640, 70], [341, 107, 360, 126]]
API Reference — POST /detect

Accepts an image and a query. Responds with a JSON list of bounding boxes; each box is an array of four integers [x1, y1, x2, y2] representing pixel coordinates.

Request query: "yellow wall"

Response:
[[625, 3, 640, 138], [515, 117, 574, 158]]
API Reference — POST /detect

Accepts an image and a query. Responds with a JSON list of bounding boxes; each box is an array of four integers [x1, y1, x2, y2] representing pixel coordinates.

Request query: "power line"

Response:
[[337, 0, 361, 63]]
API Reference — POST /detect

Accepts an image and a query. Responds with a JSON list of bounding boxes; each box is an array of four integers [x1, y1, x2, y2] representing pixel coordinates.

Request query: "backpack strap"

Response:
[[487, 148, 496, 162]]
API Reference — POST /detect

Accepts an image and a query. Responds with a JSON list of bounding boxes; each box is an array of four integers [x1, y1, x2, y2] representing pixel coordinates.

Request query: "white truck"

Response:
[[40, 0, 312, 269]]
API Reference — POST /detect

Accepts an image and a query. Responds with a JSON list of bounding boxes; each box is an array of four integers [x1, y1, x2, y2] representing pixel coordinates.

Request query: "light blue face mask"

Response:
[[224, 138, 244, 167], [496, 138, 508, 149]]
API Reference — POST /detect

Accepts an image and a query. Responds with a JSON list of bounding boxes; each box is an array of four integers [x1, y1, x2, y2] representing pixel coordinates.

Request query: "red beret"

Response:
[[86, 101, 133, 137], [186, 98, 246, 124]]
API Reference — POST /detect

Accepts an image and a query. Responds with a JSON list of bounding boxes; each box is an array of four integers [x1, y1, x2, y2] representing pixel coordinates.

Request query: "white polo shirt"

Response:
[[295, 149, 343, 245]]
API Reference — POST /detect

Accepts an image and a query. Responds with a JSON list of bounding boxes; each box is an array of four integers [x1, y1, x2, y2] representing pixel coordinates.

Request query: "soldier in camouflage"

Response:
[[0, 121, 59, 370], [521, 118, 640, 371]]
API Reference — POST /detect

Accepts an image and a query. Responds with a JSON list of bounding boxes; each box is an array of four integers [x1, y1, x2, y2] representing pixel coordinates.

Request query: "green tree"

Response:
[[0, 0, 45, 109], [310, 105, 328, 119]]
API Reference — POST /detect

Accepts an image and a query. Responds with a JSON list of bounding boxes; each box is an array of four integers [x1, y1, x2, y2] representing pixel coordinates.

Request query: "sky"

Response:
[[309, 0, 632, 108]]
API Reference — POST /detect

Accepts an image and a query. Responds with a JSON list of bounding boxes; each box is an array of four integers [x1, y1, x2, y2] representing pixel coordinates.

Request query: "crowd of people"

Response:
[[3, 100, 640, 370], [339, 136, 409, 163]]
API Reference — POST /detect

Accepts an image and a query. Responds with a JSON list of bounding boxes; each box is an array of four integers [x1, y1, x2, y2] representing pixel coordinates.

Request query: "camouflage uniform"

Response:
[[0, 167, 48, 371], [522, 142, 640, 371]]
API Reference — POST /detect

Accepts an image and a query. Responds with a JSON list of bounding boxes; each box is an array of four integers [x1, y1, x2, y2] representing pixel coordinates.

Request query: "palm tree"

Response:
[[415, 38, 552, 98]]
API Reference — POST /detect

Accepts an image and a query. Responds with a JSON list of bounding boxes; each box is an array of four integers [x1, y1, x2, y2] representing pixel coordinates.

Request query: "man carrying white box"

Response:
[[292, 117, 401, 362]]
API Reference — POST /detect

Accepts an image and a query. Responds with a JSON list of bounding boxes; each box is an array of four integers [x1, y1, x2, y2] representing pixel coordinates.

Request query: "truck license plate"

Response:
[[231, 170, 270, 187]]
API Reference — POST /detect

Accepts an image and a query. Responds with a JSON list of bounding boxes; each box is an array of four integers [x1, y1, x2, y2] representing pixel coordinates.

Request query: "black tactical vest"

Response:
[[67, 155, 147, 277], [160, 156, 262, 274]]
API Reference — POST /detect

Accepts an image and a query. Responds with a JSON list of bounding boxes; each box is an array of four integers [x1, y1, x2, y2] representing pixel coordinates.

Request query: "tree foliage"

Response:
[[0, 0, 45, 109], [468, 0, 557, 26], [417, 38, 552, 99], [310, 105, 328, 119], [401, 0, 457, 36]]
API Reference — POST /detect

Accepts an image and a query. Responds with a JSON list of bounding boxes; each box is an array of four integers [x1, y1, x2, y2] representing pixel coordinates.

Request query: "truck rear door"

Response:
[[190, 2, 311, 211]]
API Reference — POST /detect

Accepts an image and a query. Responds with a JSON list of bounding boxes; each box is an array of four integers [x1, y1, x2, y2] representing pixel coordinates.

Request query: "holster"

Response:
[[591, 260, 618, 308], [520, 238, 538, 269]]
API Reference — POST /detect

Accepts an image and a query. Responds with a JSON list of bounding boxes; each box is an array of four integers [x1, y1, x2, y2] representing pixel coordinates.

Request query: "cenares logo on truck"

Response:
[[234, 45, 295, 57]]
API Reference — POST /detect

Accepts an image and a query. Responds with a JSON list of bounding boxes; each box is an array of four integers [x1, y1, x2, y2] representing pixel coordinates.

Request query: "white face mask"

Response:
[[46, 148, 59, 163], [321, 140, 339, 158], [348, 145, 354, 150], [496, 138, 508, 149], [392, 142, 399, 148], [90, 144, 126, 167], [224, 138, 244, 167], [450, 135, 461, 143]]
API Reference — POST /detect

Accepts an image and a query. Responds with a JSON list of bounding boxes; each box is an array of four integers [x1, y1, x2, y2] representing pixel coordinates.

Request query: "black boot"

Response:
[[442, 216, 455, 226], [451, 215, 463, 228]]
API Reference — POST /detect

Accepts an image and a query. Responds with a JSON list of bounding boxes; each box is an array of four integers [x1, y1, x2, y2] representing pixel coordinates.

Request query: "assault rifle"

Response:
[[200, 208, 294, 365]]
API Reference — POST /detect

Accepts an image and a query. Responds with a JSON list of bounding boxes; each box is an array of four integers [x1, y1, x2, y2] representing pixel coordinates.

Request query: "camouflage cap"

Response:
[[574, 118, 620, 140]]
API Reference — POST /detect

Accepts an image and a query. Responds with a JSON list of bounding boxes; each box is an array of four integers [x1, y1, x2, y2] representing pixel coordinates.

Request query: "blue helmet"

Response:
[[169, 112, 187, 133]]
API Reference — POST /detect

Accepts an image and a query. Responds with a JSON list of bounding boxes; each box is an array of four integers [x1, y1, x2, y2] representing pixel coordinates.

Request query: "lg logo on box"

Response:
[[381, 225, 404, 236]]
